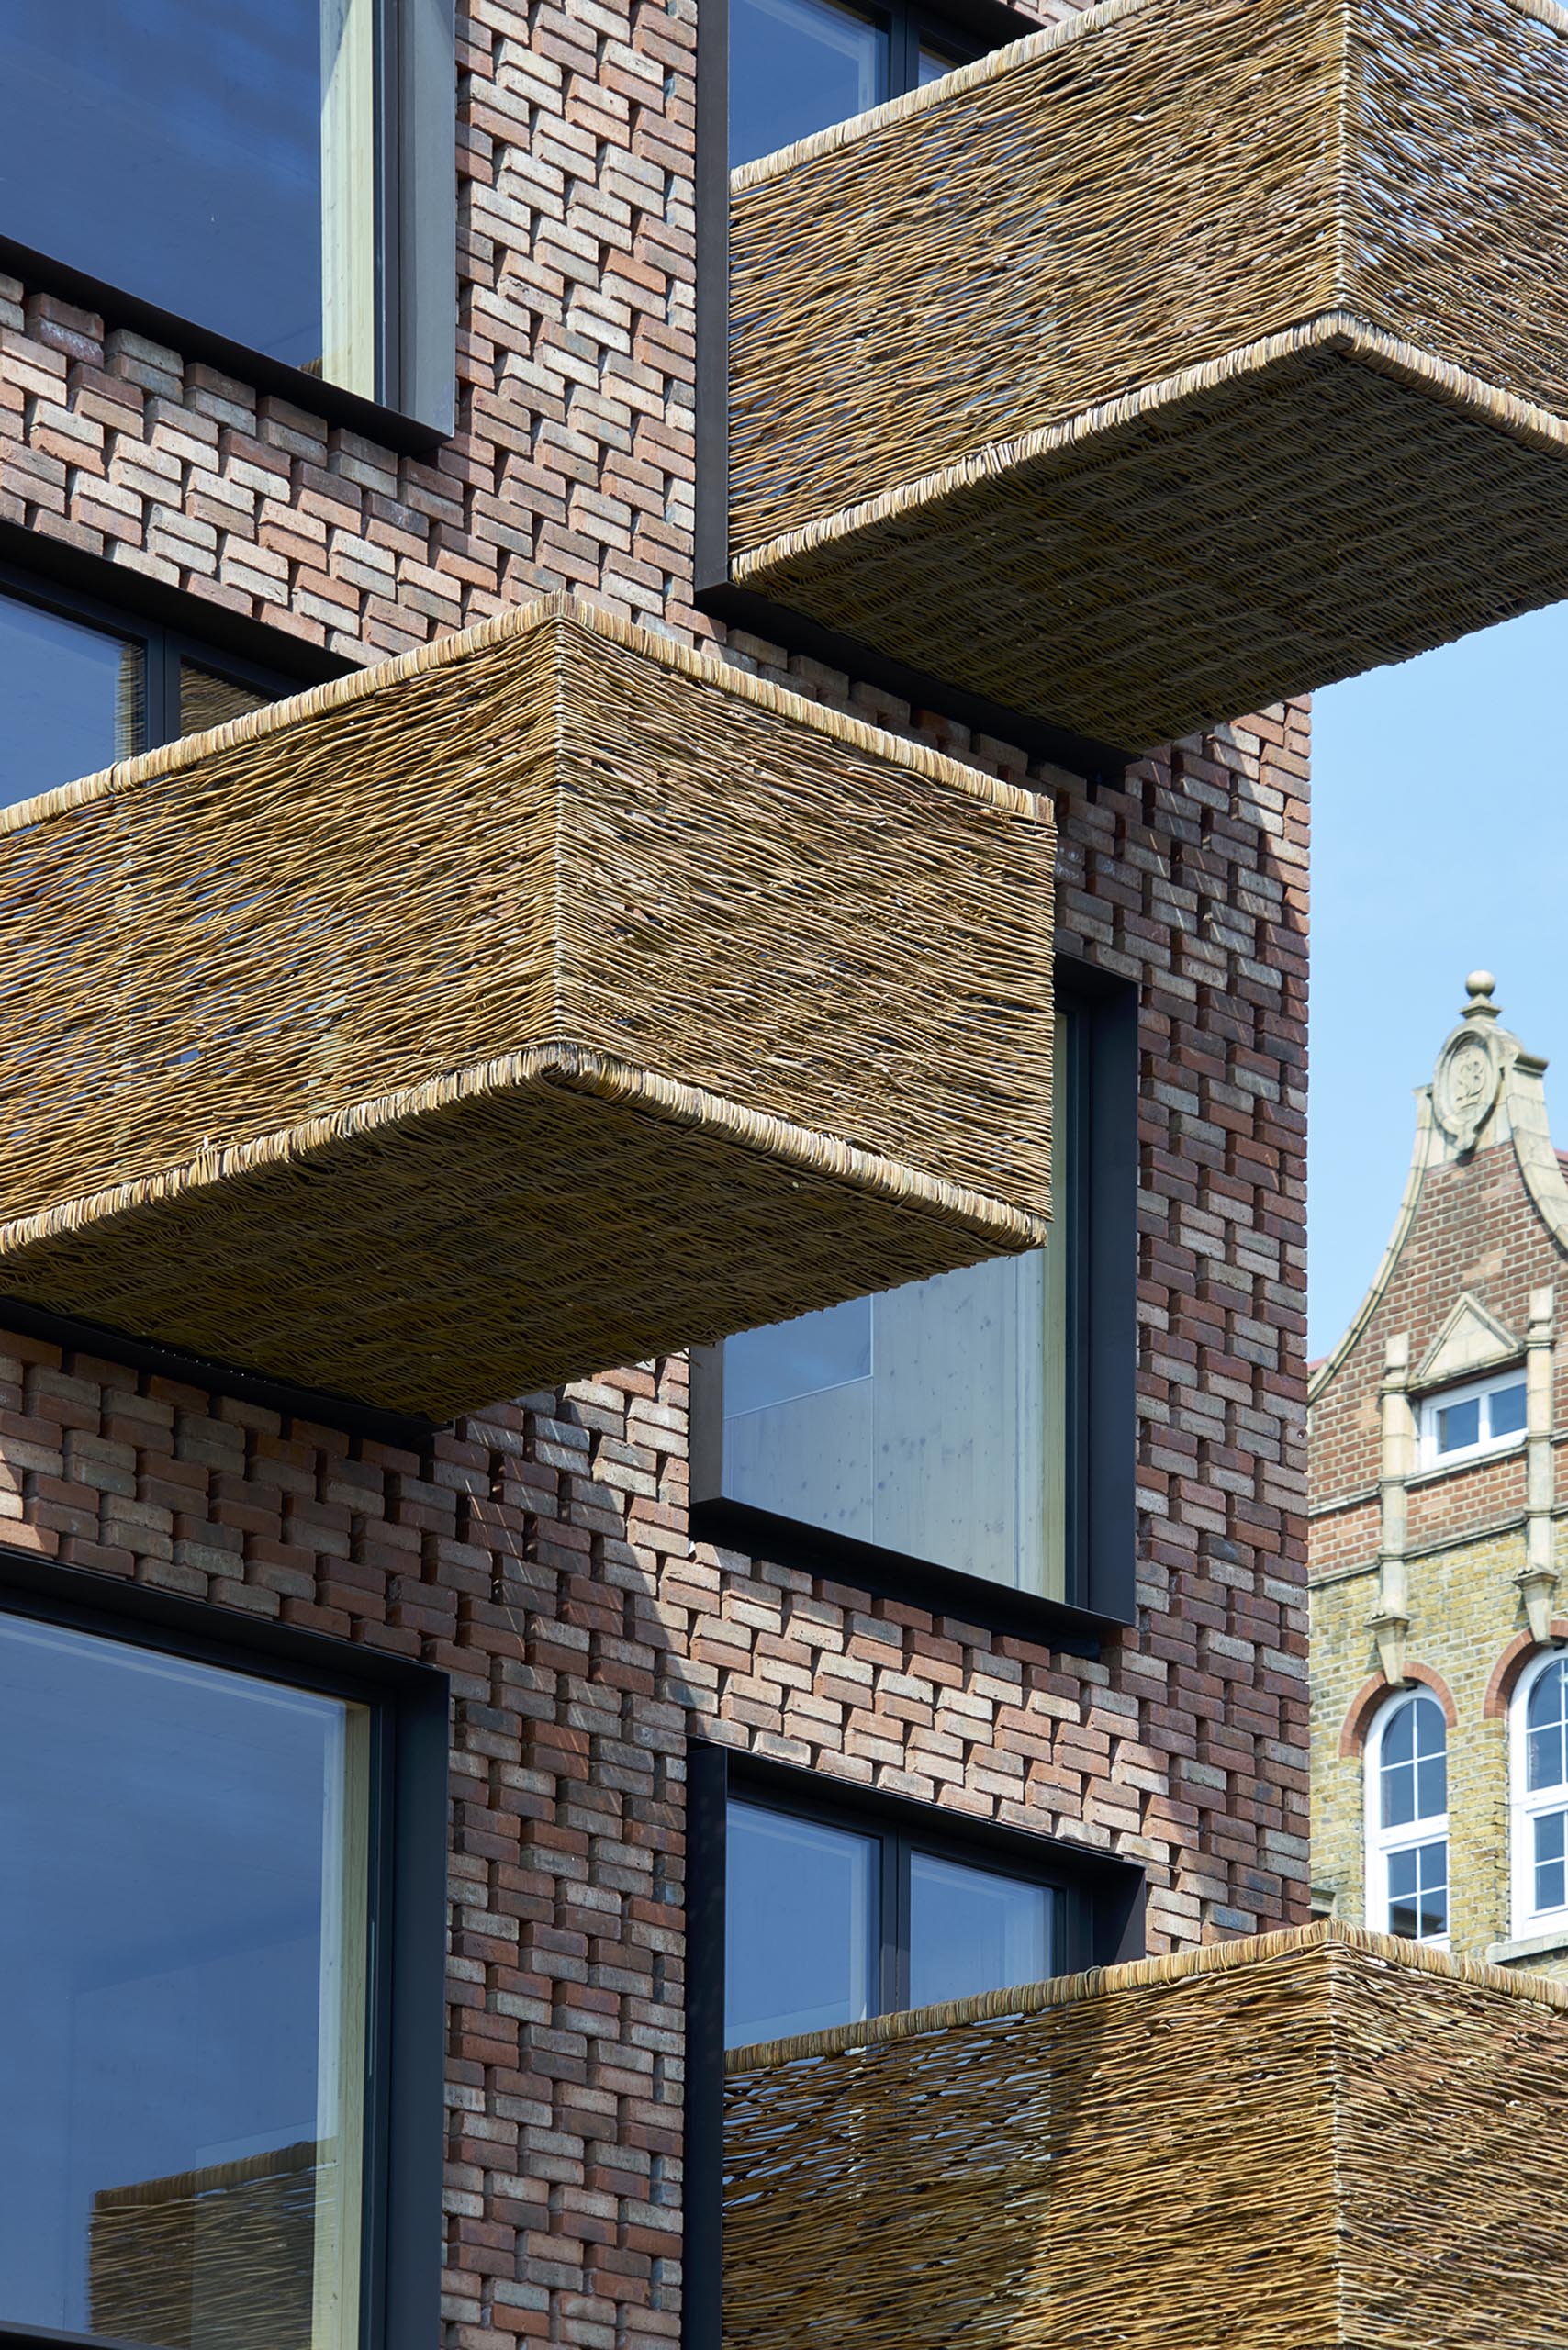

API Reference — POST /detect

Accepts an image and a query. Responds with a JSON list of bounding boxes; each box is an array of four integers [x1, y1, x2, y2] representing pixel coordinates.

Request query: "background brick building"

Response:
[[1310, 974, 1568, 1980], [0, 1, 1312, 2345]]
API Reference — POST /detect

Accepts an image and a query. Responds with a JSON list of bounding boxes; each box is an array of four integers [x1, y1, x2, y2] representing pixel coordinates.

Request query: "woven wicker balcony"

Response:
[[0, 598, 1052, 1421], [729, 0, 1568, 751], [724, 1921, 1568, 2350]]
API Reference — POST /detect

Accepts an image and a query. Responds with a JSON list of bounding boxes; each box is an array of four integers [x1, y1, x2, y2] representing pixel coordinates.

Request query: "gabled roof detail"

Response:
[[1310, 974, 1568, 1404], [1416, 1291, 1520, 1389]]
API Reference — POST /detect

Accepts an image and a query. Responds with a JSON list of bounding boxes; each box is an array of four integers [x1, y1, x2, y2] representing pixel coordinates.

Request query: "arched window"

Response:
[[1364, 1689, 1449, 1946], [1509, 1652, 1568, 1940]]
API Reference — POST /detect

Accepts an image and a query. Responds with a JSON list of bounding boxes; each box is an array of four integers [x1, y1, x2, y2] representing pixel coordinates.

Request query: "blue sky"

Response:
[[1308, 605, 1568, 1360]]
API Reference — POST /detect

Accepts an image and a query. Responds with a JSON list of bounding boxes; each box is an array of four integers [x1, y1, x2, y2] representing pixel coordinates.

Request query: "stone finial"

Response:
[[1433, 973, 1506, 1152]]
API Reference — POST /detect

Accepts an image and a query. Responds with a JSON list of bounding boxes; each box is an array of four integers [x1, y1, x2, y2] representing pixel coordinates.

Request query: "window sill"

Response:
[[0, 233, 452, 454], [1485, 1926, 1568, 1966], [1407, 1435, 1526, 1491], [689, 1495, 1128, 1652]]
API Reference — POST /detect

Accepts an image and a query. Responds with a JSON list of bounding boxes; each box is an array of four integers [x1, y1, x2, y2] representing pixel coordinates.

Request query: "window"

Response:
[[728, 0, 997, 167], [0, 1568, 446, 2350], [724, 1787, 1062, 2046], [1417, 1366, 1527, 1469], [0, 578, 293, 811], [1510, 1651, 1568, 1940], [0, 0, 454, 429], [1365, 1690, 1450, 1946], [690, 971, 1138, 1630]]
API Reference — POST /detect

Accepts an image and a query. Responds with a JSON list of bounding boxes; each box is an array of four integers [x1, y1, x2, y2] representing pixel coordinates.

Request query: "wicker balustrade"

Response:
[[0, 597, 1053, 1420], [723, 1920, 1568, 2350], [729, 0, 1568, 751]]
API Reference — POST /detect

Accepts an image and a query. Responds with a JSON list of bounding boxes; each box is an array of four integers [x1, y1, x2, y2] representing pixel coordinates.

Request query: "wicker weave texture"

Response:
[[0, 598, 1052, 1419], [723, 1921, 1568, 2350], [89, 2142, 319, 2350], [729, 0, 1568, 748]]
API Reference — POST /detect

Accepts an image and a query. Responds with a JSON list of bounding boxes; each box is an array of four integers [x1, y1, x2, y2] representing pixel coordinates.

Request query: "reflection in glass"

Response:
[[0, 591, 143, 809], [1386, 1839, 1448, 1942], [1535, 1810, 1568, 1915], [1434, 1395, 1481, 1454], [908, 1852, 1053, 2009], [1528, 1657, 1568, 1793], [0, 1615, 367, 2349], [725, 1801, 877, 2045], [917, 41, 964, 83], [721, 1013, 1071, 1595], [1488, 1381, 1528, 1439], [1, 0, 374, 386], [181, 661, 276, 738], [730, 0, 889, 166], [1380, 1692, 1446, 1829]]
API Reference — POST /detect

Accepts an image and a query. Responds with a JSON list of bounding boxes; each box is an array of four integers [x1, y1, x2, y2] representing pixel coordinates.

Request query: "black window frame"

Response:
[[0, 561, 304, 766], [0, 1549, 449, 2350], [683, 1743, 1144, 2350], [0, 0, 455, 448], [689, 959, 1139, 1648]]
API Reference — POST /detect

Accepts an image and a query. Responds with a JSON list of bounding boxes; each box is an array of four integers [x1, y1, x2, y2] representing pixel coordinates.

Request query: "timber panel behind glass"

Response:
[[0, 1613, 369, 2350], [718, 1009, 1070, 1598]]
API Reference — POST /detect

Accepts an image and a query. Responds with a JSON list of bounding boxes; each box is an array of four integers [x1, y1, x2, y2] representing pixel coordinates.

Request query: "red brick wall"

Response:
[[1310, 1142, 1568, 1576], [0, 0, 1312, 2344]]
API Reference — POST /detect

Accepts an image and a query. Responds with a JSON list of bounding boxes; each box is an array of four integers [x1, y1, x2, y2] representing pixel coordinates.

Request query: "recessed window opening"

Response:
[[1417, 1366, 1527, 1469], [728, 0, 995, 166], [724, 1789, 1061, 2047], [0, 1609, 371, 2347], [0, 578, 292, 811], [1364, 1688, 1450, 1946], [1510, 1651, 1568, 1940], [3, 0, 376, 389]]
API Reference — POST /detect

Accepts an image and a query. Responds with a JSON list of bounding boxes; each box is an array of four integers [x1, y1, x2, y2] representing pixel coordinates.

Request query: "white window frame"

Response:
[[1509, 1650, 1568, 1942], [1416, 1364, 1529, 1471], [1364, 1688, 1450, 1949]]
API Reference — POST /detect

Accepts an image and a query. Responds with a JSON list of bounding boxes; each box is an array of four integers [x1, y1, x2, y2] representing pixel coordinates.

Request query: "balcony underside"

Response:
[[729, 0, 1568, 750], [724, 1921, 1568, 2350], [736, 322, 1568, 753], [0, 599, 1053, 1421]]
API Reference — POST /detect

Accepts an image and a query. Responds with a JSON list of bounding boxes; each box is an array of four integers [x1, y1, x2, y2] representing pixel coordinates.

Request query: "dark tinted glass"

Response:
[[1488, 1381, 1527, 1438], [0, 1614, 367, 2344], [726, 1801, 877, 2045], [181, 660, 276, 738], [2, 0, 326, 371], [730, 0, 890, 166], [908, 1852, 1054, 2009], [0, 591, 143, 809]]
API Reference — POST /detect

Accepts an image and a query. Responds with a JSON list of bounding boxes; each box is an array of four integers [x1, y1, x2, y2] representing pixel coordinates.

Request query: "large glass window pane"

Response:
[[0, 1614, 367, 2349], [1435, 1394, 1481, 1454], [0, 591, 143, 809], [1487, 1380, 1527, 1439], [726, 1801, 878, 2046], [730, 0, 890, 167], [1381, 1692, 1445, 1829], [908, 1852, 1054, 2009], [719, 1015, 1071, 1595], [1, 0, 374, 386]]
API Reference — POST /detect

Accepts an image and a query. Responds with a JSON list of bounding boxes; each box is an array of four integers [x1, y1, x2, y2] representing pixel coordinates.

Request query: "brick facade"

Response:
[[0, 1, 1312, 2344], [1310, 986, 1568, 1980]]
